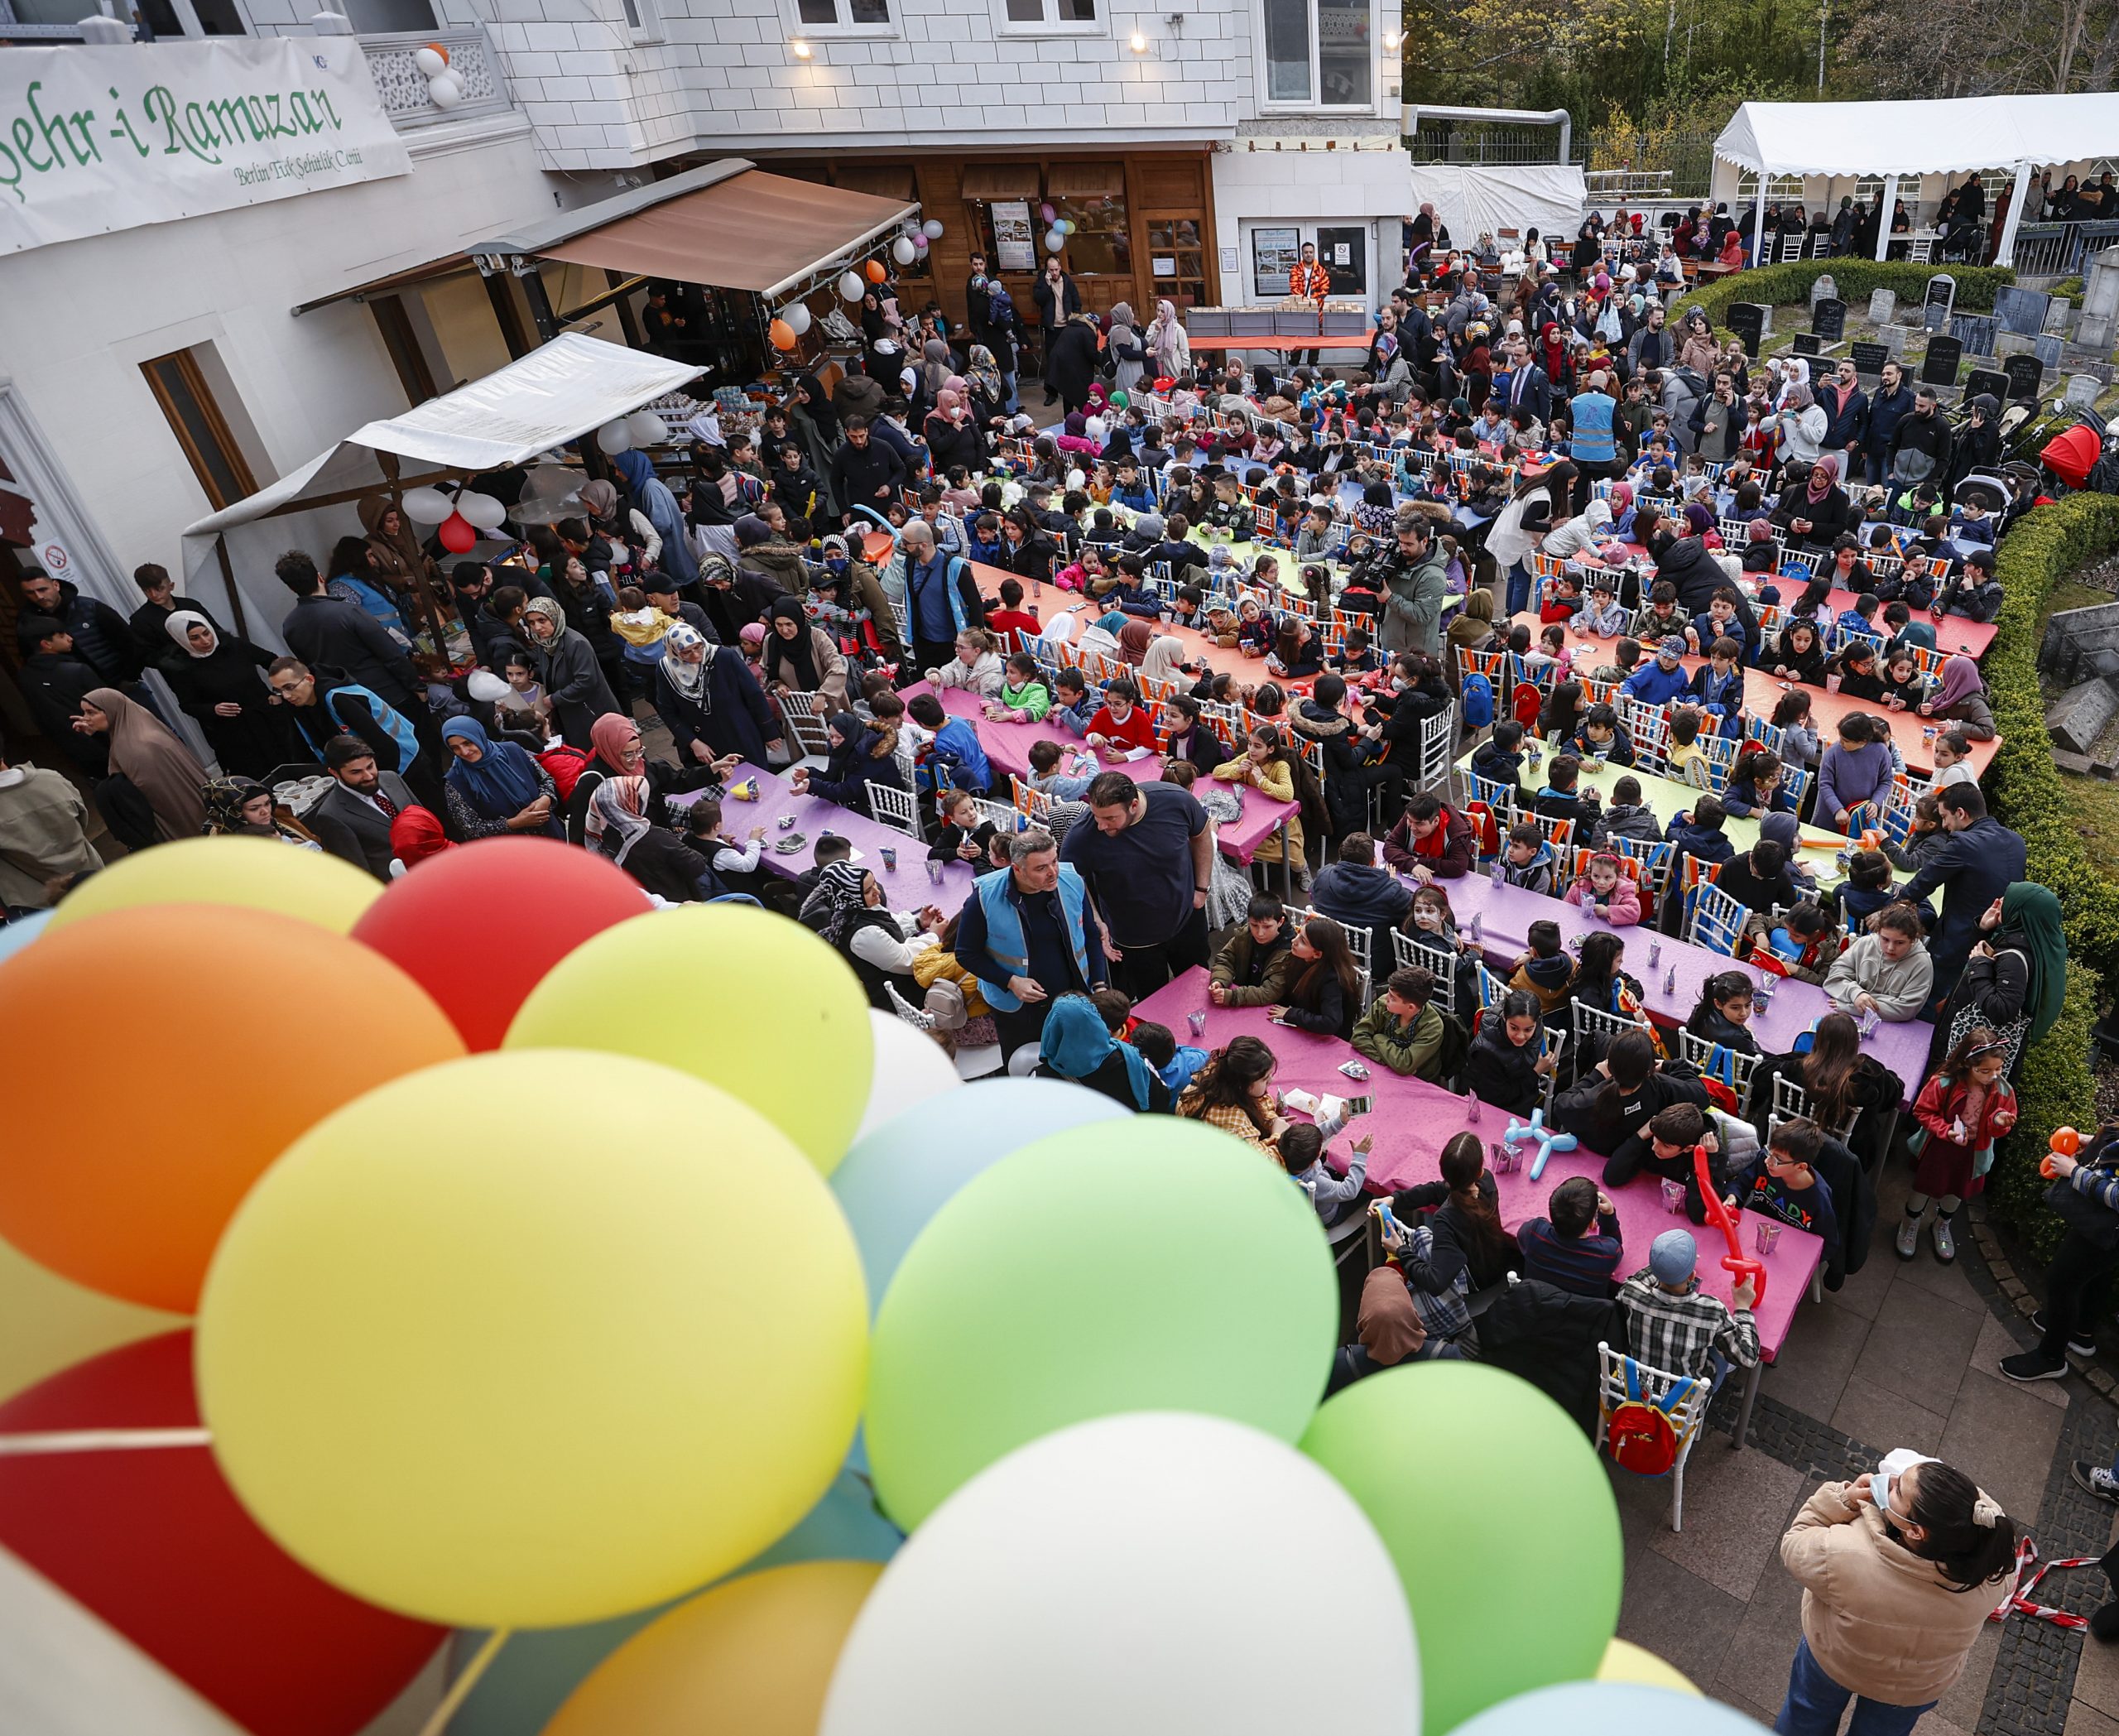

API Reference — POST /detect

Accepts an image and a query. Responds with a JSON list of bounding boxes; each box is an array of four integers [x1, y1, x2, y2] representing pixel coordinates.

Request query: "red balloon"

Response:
[[437, 511, 478, 554], [350, 835, 651, 1050], [0, 1333, 440, 1736]]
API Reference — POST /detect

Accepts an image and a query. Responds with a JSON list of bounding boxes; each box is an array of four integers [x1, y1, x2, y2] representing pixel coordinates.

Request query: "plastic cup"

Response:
[[1754, 1222, 1785, 1257], [1660, 1179, 1687, 1214], [926, 859, 944, 884], [1188, 1010, 1208, 1038], [879, 845, 898, 871]]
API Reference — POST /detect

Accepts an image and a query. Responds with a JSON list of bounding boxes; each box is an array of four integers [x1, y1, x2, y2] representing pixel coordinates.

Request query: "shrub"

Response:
[[1680, 262, 2016, 328], [1975, 491, 2119, 1255]]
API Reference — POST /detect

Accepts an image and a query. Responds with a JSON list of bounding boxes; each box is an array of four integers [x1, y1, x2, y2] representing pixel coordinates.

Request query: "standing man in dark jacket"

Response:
[[276, 550, 420, 713], [15, 617, 109, 774], [1898, 783, 2025, 1005], [1030, 257, 1082, 404], [127, 563, 227, 674], [963, 252, 994, 351], [1889, 387, 1955, 490], [1860, 362, 1915, 487], [828, 416, 907, 529], [1817, 359, 1868, 459], [20, 569, 140, 687], [1502, 338, 1553, 421]]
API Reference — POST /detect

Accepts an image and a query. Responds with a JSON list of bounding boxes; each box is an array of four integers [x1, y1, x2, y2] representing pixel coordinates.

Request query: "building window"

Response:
[[335, 0, 438, 31], [1051, 195, 1130, 277], [1261, 0, 1372, 108], [790, 0, 891, 30], [141, 349, 258, 513], [132, 0, 251, 35], [619, 0, 663, 42], [995, 0, 1098, 32]]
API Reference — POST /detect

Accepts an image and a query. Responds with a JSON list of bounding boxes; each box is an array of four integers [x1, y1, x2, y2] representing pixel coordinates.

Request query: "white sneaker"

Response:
[[1932, 1216, 1956, 1264], [1895, 1212, 1921, 1260], [2076, 1462, 2119, 1503]]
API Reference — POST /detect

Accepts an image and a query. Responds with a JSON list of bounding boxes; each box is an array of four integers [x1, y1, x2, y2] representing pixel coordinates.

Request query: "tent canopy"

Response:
[[1713, 94, 2119, 180], [1405, 164, 1588, 252], [180, 333, 697, 646]]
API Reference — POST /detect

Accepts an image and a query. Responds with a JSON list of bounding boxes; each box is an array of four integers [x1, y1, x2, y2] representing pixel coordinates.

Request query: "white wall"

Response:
[[1213, 135, 1413, 306], [0, 121, 617, 618]]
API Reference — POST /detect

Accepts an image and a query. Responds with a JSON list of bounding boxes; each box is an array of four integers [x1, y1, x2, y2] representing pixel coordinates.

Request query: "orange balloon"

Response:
[[0, 906, 464, 1312], [768, 318, 797, 351], [864, 260, 887, 283], [2052, 1126, 2083, 1157]]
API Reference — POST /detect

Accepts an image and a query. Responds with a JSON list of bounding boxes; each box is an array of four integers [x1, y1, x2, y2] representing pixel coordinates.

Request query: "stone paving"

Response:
[[1611, 1159, 2119, 1734]]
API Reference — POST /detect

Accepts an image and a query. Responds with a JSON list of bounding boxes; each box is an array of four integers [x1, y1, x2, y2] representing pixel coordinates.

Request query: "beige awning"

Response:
[[536, 169, 915, 299]]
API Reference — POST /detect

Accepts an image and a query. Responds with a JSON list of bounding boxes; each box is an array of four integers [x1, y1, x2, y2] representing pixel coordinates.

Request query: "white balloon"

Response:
[[1045, 231, 1065, 252], [625, 409, 667, 447], [922, 219, 944, 240], [784, 303, 813, 336], [820, 1413, 1420, 1736], [454, 491, 507, 531], [594, 418, 632, 454], [528, 463, 578, 502], [840, 271, 866, 301], [399, 487, 454, 527], [891, 237, 917, 267], [854, 1009, 961, 1145], [427, 73, 463, 110], [412, 45, 446, 76]]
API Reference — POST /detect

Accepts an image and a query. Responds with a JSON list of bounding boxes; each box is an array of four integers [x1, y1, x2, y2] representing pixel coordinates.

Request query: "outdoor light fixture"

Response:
[[1384, 27, 1402, 47], [1127, 28, 1147, 50], [791, 36, 812, 56]]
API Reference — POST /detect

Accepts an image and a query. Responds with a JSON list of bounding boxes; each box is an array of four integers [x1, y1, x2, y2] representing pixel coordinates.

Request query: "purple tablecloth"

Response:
[[1423, 874, 1934, 1105], [1136, 969, 1819, 1359]]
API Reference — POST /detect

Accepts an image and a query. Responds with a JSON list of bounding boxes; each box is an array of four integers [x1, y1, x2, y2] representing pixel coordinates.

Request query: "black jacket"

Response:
[[281, 592, 419, 711], [1463, 1008, 1542, 1117], [1472, 1278, 1618, 1436], [1900, 815, 2027, 989], [829, 440, 908, 519], [653, 646, 776, 767], [1550, 1065, 1708, 1155], [24, 579, 140, 685], [1031, 271, 1082, 331], [17, 648, 108, 773], [130, 594, 228, 673]]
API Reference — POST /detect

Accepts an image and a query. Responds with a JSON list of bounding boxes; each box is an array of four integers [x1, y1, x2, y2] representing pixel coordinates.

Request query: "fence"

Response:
[[2008, 220, 2119, 284], [1407, 121, 1586, 166]]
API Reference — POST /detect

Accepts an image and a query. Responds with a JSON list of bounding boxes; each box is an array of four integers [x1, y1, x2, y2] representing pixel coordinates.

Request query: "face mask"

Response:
[[825, 556, 848, 575]]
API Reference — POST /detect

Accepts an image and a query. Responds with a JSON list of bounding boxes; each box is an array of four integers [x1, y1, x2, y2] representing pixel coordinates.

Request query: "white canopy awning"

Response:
[[1713, 94, 2119, 180], [180, 334, 698, 647]]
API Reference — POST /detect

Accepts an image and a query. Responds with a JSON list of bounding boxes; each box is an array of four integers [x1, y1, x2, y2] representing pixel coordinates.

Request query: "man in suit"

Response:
[[1503, 337, 1553, 422], [307, 734, 422, 881]]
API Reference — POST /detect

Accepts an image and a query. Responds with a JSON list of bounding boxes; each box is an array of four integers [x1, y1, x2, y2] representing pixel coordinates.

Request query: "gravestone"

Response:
[[1867, 288, 1898, 325], [1963, 366, 2010, 404], [1726, 302, 1767, 359], [1920, 335, 1963, 387], [1995, 284, 2054, 338], [1792, 331, 1822, 357], [2078, 244, 2119, 354], [2036, 332, 2065, 373], [1808, 273, 1839, 314], [2069, 373, 2105, 409], [1922, 275, 1957, 332], [1812, 297, 1848, 345], [1949, 311, 1997, 357], [2002, 353, 2045, 402], [1849, 339, 1891, 377]]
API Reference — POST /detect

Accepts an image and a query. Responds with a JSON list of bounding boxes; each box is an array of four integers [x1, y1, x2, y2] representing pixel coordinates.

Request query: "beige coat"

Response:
[[1780, 1481, 1997, 1707]]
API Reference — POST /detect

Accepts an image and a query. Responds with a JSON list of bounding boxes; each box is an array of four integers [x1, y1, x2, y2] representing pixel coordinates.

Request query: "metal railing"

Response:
[[1407, 122, 1583, 166], [360, 26, 514, 130], [2008, 221, 2119, 284]]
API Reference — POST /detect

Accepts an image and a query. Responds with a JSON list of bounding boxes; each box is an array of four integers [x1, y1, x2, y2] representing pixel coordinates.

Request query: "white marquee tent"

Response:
[[1709, 94, 2119, 266], [179, 334, 699, 649]]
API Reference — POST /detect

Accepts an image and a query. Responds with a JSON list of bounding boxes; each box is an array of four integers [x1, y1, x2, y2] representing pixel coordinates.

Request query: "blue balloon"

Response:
[[0, 910, 52, 968], [444, 1470, 901, 1735], [832, 1076, 1130, 1317], [1449, 1682, 1765, 1736]]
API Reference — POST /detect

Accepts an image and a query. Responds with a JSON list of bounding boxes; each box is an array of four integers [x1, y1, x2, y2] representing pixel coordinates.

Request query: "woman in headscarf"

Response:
[[438, 714, 561, 839], [1104, 302, 1146, 396], [1920, 655, 1996, 741], [609, 446, 697, 586], [1145, 299, 1190, 382], [1682, 500, 1723, 549], [200, 776, 320, 849], [813, 858, 947, 1008], [1931, 884, 2066, 1092], [73, 687, 209, 844], [565, 711, 670, 846], [589, 772, 718, 904], [653, 621, 777, 772], [1035, 992, 1167, 1111], [790, 710, 907, 812], [357, 494, 435, 592], [788, 372, 843, 495], [389, 804, 454, 871], [1570, 217, 1602, 274], [1676, 308, 1718, 377], [576, 478, 660, 575], [161, 610, 300, 779], [918, 336, 954, 412], [1139, 631, 1193, 689], [521, 594, 619, 750], [1772, 451, 1852, 548], [762, 596, 848, 716], [1045, 311, 1102, 416], [1372, 331, 1413, 397], [963, 344, 1007, 421], [924, 387, 988, 475]]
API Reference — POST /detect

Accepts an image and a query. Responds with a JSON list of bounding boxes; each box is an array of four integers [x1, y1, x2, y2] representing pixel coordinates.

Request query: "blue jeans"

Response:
[[1776, 1637, 1934, 1736], [1506, 558, 1534, 616]]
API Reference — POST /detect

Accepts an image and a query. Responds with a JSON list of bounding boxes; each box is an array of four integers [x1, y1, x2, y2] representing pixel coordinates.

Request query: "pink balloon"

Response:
[[913, 234, 929, 250], [1039, 203, 1056, 224]]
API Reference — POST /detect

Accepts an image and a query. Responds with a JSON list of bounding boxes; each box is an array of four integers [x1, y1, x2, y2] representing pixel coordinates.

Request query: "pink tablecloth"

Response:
[[1430, 874, 1934, 1105], [1136, 967, 1820, 1359]]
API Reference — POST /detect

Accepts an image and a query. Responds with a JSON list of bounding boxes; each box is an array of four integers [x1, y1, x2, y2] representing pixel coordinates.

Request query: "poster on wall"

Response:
[[991, 200, 1035, 272], [0, 39, 412, 257], [1252, 226, 1301, 291]]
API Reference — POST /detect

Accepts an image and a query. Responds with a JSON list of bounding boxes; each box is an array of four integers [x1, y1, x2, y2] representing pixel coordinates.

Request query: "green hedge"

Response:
[[1683, 261, 2016, 328], [1975, 491, 2119, 1258]]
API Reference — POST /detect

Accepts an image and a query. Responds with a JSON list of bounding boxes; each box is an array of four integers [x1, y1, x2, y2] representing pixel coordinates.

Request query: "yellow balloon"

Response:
[[1596, 1638, 1701, 1696], [196, 1051, 868, 1629], [0, 1233, 187, 1407], [47, 836, 381, 935], [507, 904, 873, 1174], [544, 1560, 882, 1736]]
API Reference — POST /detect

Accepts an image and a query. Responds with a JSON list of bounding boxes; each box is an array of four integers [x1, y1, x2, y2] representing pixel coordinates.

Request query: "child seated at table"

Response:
[[1602, 1099, 1725, 1225], [1086, 676, 1160, 756], [1720, 745, 1790, 820], [1516, 1175, 1626, 1299], [1579, 575, 1629, 637], [1530, 753, 1602, 834], [1564, 850, 1642, 926], [1751, 898, 1843, 986], [1585, 636, 1641, 688], [1722, 1114, 1843, 1274], [984, 579, 1043, 644], [1277, 1122, 1372, 1229], [1235, 596, 1275, 657], [1328, 625, 1384, 678], [1510, 918, 1578, 1017], [1684, 588, 1745, 661], [1685, 637, 1746, 733], [906, 693, 993, 793], [1664, 706, 1716, 789], [1540, 570, 1584, 625], [1469, 718, 1529, 790], [1464, 990, 1558, 1118], [1686, 968, 1760, 1057], [1499, 820, 1559, 895], [1569, 703, 1636, 768], [794, 832, 857, 931], [1131, 1019, 1210, 1094], [678, 799, 770, 902], [927, 787, 998, 866], [1351, 964, 1450, 1081], [1048, 667, 1099, 738], [928, 628, 1007, 700], [1936, 546, 2003, 623], [985, 652, 1053, 725], [1951, 495, 1996, 548]]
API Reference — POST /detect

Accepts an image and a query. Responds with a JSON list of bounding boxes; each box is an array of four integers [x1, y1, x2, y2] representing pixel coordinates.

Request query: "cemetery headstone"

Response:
[[2068, 373, 2104, 409], [1995, 284, 2054, 338], [1727, 302, 1766, 359], [1792, 332, 1821, 357], [2035, 332, 2064, 373], [1949, 311, 1997, 357], [1921, 274, 1957, 332], [2002, 353, 2045, 402], [1963, 366, 2010, 404], [1849, 339, 1891, 377], [1920, 336, 1963, 387], [1808, 274, 1838, 314], [1812, 297, 1847, 345], [1867, 288, 1897, 325]]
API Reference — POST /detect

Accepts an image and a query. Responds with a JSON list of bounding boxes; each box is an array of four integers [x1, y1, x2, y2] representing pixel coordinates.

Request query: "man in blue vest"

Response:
[[900, 519, 986, 678], [952, 827, 1108, 1062]]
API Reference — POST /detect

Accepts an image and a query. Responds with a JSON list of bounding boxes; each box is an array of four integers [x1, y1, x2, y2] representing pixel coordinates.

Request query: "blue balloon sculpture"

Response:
[[1502, 1108, 1577, 1182]]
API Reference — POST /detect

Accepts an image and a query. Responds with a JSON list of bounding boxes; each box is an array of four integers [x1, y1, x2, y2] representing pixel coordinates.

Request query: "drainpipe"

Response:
[[1402, 103, 1573, 165]]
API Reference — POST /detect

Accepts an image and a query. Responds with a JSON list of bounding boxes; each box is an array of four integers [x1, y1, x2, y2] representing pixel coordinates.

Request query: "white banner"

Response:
[[0, 39, 412, 257]]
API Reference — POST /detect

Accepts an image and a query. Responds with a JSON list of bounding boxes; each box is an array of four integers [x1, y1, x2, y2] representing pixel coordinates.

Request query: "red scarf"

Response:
[[1412, 812, 1451, 858]]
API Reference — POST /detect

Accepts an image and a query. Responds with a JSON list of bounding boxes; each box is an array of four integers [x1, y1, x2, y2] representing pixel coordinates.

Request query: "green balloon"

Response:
[[1301, 1363, 1622, 1736], [865, 1119, 1336, 1530]]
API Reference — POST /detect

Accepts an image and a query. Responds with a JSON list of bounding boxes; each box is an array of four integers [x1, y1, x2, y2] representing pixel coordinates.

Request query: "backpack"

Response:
[[1460, 671, 1495, 729], [1511, 681, 1543, 730], [1606, 1359, 1695, 1474]]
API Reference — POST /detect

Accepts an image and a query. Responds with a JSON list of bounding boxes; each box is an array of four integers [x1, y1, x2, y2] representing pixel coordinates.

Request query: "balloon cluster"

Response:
[[413, 41, 466, 110], [593, 407, 669, 454], [0, 836, 1715, 1736]]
